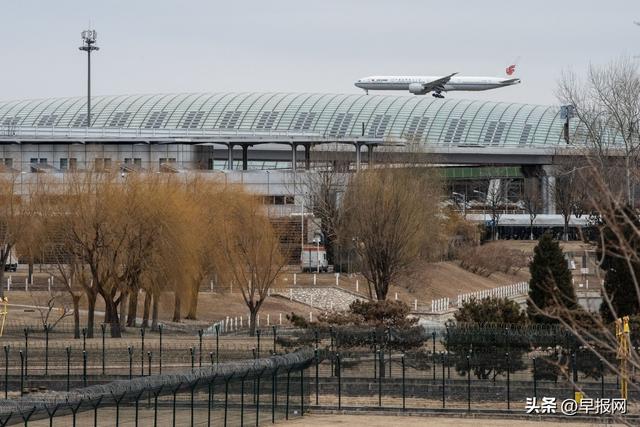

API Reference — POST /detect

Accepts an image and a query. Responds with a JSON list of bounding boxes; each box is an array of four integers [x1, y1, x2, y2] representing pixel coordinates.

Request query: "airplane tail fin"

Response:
[[505, 57, 521, 76]]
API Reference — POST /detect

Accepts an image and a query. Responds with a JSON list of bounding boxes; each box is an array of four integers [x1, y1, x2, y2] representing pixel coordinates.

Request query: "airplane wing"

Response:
[[420, 72, 457, 92]]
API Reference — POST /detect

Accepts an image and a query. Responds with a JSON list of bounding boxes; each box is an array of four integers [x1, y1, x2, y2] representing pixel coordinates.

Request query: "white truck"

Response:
[[301, 244, 328, 273], [3, 249, 17, 272]]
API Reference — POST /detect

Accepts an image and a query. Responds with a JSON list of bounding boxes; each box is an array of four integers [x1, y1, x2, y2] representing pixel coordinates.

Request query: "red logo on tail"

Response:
[[506, 64, 516, 76]]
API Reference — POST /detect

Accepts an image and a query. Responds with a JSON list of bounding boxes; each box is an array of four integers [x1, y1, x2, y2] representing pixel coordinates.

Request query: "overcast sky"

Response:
[[1, 0, 638, 105]]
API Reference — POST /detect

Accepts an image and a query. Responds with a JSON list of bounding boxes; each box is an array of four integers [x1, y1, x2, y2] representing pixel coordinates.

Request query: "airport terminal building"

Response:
[[0, 92, 593, 233], [0, 92, 575, 172]]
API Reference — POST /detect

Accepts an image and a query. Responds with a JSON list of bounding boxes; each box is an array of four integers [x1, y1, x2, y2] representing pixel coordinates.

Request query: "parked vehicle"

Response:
[[301, 244, 328, 273]]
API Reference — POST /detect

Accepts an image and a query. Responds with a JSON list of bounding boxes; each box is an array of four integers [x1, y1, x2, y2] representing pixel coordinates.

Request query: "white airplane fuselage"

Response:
[[355, 75, 520, 94]]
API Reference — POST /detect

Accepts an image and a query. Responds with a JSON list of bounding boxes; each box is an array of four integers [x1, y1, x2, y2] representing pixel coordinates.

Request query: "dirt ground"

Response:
[[274, 413, 622, 427]]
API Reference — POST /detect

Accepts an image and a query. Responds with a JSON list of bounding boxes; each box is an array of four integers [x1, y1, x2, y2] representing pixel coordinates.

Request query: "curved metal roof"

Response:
[[0, 92, 570, 146]]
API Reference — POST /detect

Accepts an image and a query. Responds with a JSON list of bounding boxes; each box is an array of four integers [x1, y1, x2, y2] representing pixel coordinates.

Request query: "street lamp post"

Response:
[[79, 29, 99, 127]]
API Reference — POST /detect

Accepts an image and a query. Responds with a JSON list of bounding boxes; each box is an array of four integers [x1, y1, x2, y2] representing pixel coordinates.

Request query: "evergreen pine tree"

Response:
[[527, 232, 577, 323], [599, 206, 640, 322]]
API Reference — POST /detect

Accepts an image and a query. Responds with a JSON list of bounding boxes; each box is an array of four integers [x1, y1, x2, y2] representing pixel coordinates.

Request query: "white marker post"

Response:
[[356, 280, 359, 292], [279, 313, 282, 325], [293, 273, 297, 285], [313, 274, 317, 286]]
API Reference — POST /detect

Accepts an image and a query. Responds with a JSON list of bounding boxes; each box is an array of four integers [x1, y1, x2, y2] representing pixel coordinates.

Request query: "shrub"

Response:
[[458, 242, 528, 276]]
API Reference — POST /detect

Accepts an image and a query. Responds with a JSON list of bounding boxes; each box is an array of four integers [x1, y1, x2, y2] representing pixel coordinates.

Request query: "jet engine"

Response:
[[408, 83, 427, 95]]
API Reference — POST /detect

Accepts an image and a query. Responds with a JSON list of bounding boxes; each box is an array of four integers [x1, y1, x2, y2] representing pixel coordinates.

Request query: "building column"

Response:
[[368, 144, 375, 168], [291, 143, 297, 171], [242, 145, 248, 171], [304, 144, 311, 170], [226, 144, 234, 170]]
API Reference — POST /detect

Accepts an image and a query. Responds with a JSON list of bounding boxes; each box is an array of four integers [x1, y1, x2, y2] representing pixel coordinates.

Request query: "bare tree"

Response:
[[522, 177, 543, 239], [216, 191, 287, 336], [29, 291, 73, 332], [300, 168, 346, 266], [340, 167, 443, 300], [558, 56, 640, 205]]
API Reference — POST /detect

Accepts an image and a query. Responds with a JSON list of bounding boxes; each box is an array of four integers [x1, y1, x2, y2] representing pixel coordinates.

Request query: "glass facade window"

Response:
[[0, 92, 593, 148]]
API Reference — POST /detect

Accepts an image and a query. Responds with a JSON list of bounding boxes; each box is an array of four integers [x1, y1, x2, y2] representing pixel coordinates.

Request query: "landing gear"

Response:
[[432, 91, 445, 99]]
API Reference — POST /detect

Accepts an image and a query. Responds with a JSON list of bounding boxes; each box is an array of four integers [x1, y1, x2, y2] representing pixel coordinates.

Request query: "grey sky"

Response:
[[1, 0, 638, 105]]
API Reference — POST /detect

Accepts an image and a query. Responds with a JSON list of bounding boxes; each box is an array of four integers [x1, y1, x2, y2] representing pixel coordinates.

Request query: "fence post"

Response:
[[442, 352, 446, 409], [257, 329, 261, 358], [101, 323, 106, 375], [401, 354, 406, 410], [241, 372, 246, 426], [300, 364, 304, 417], [23, 328, 28, 380], [272, 367, 278, 424], [140, 328, 145, 376], [198, 329, 204, 367], [533, 357, 537, 400], [215, 324, 220, 365], [83, 350, 87, 387], [190, 347, 195, 371], [224, 376, 231, 427], [66, 346, 71, 392], [44, 324, 49, 376], [159, 323, 163, 375], [315, 348, 319, 405], [372, 333, 377, 380], [3, 345, 9, 399], [337, 353, 341, 410], [152, 385, 164, 427], [377, 349, 382, 407], [171, 384, 182, 427], [273, 325, 277, 354], [148, 351, 152, 376], [506, 352, 510, 410], [18, 350, 23, 396], [190, 379, 200, 427], [128, 346, 133, 380], [256, 368, 264, 427], [466, 355, 471, 412], [82, 328, 86, 352], [207, 376, 215, 427], [432, 331, 436, 381], [329, 327, 335, 377], [285, 368, 291, 420]]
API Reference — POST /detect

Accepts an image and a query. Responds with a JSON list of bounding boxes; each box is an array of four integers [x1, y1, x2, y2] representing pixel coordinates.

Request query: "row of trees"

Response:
[[0, 172, 286, 337]]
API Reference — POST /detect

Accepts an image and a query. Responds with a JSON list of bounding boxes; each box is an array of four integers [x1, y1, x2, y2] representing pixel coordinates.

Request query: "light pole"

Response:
[[79, 29, 99, 127]]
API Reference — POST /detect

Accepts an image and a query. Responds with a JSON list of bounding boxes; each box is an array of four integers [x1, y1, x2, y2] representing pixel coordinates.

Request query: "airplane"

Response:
[[354, 64, 521, 98]]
